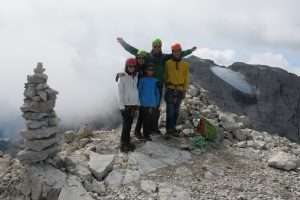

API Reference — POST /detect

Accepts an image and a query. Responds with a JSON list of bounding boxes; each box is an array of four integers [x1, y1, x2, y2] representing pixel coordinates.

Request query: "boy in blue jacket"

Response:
[[138, 63, 160, 142]]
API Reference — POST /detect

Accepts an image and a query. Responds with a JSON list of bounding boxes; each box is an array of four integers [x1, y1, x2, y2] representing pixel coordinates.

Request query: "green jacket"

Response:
[[119, 40, 193, 85]]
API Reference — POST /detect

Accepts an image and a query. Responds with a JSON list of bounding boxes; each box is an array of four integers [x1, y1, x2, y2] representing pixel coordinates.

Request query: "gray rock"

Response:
[[22, 112, 49, 120], [104, 170, 124, 188], [268, 151, 299, 171], [25, 134, 59, 151], [237, 141, 247, 148], [122, 169, 140, 184], [21, 164, 66, 200], [0, 150, 3, 157], [157, 183, 191, 200], [63, 130, 77, 143], [219, 113, 240, 132], [24, 86, 37, 98], [34, 62, 46, 73], [232, 130, 247, 141], [88, 152, 115, 180], [189, 85, 199, 97], [27, 75, 45, 84], [36, 83, 49, 90], [58, 176, 93, 200], [37, 90, 47, 101], [175, 166, 193, 176], [20, 126, 57, 140], [78, 124, 92, 139], [65, 155, 93, 182], [48, 117, 60, 126], [35, 73, 48, 80], [182, 129, 194, 137], [86, 179, 106, 194], [26, 120, 48, 129], [140, 180, 157, 194], [20, 100, 55, 113], [17, 144, 60, 163], [39, 100, 55, 112]]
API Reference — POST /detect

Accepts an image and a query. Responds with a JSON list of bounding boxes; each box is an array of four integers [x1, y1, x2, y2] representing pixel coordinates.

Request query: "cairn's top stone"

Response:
[[34, 62, 46, 74]]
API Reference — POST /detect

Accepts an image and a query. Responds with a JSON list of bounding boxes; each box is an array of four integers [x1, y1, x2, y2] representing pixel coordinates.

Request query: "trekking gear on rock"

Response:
[[193, 117, 217, 142]]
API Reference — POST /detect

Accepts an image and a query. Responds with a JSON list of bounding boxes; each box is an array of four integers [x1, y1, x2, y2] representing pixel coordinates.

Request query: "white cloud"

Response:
[[193, 48, 236, 66], [247, 52, 289, 68]]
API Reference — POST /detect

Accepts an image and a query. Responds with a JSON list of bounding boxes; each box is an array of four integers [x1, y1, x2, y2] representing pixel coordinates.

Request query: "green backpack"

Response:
[[193, 117, 217, 142]]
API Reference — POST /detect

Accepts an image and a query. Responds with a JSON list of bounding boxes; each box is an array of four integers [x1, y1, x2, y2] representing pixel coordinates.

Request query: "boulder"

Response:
[[88, 152, 115, 180], [78, 124, 92, 139], [104, 170, 124, 188], [58, 176, 93, 200], [268, 151, 299, 171]]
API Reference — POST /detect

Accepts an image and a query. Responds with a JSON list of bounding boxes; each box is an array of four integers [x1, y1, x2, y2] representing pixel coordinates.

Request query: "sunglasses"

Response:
[[137, 57, 145, 60], [152, 45, 161, 48], [127, 65, 136, 68], [147, 68, 154, 71]]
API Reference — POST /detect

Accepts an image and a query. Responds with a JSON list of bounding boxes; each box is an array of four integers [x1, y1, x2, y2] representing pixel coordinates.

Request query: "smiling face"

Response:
[[172, 49, 181, 59], [152, 45, 161, 54], [137, 56, 146, 65], [146, 66, 154, 76], [127, 65, 136, 73]]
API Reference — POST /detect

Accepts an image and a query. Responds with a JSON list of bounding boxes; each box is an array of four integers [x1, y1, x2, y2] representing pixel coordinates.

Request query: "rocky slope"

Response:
[[0, 84, 299, 200], [186, 56, 300, 143]]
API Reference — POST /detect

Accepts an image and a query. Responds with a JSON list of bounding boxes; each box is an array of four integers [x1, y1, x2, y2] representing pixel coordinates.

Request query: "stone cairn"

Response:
[[17, 62, 60, 163]]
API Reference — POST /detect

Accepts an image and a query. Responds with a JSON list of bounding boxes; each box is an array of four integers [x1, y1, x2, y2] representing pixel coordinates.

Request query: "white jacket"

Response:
[[118, 73, 140, 110]]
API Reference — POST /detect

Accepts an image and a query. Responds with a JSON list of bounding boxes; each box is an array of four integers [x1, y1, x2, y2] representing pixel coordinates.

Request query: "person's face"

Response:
[[137, 56, 145, 64], [146, 67, 154, 75], [127, 65, 136, 73], [172, 49, 181, 59], [152, 45, 161, 53]]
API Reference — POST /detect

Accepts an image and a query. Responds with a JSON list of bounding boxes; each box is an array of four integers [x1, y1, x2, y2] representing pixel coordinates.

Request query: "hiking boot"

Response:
[[134, 131, 143, 139], [164, 132, 171, 140], [144, 136, 153, 142], [151, 128, 162, 135], [120, 144, 130, 153], [170, 131, 180, 137], [120, 141, 135, 153]]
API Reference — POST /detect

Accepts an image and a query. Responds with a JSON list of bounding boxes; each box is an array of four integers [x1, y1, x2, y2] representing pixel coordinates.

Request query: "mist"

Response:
[[0, 0, 300, 138]]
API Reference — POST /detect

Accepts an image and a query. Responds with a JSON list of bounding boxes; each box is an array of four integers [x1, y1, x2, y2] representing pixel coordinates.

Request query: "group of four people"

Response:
[[116, 38, 197, 153]]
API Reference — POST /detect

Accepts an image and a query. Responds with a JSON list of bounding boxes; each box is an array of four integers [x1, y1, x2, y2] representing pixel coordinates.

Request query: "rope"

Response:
[[188, 135, 216, 151]]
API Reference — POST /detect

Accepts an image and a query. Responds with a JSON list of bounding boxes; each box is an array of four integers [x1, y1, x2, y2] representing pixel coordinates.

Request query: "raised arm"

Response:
[[163, 46, 197, 61], [117, 37, 139, 55]]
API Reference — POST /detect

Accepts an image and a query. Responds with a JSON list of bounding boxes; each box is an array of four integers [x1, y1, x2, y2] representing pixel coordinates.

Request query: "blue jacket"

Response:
[[138, 76, 160, 107]]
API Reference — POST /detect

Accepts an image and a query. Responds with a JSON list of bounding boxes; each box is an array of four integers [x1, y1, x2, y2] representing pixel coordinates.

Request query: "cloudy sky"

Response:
[[0, 0, 299, 137]]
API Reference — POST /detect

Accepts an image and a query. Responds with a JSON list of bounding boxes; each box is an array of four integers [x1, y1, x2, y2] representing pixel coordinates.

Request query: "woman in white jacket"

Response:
[[118, 57, 140, 153]]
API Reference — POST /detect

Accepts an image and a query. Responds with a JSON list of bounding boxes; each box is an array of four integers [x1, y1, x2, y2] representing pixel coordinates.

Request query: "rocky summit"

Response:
[[1, 83, 300, 200], [187, 56, 300, 143]]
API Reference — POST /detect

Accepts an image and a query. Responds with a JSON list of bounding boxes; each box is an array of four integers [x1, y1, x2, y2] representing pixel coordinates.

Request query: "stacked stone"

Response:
[[17, 62, 60, 163]]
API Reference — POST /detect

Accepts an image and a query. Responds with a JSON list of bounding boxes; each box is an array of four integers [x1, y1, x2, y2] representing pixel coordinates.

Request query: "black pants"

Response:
[[140, 107, 154, 138], [151, 86, 163, 131], [135, 107, 143, 133], [120, 106, 137, 143]]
